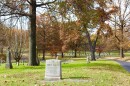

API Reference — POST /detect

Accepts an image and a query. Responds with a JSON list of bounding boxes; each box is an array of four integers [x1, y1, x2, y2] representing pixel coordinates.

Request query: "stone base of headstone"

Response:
[[45, 59, 62, 81], [45, 76, 61, 81]]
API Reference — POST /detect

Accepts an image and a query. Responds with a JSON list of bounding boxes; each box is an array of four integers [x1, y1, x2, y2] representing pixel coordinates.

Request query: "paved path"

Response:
[[115, 60, 130, 72]]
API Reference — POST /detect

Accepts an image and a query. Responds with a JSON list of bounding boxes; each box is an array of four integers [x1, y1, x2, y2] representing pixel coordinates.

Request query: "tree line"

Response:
[[0, 0, 130, 66]]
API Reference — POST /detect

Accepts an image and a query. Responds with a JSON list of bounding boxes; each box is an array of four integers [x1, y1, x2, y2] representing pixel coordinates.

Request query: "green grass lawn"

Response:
[[0, 58, 130, 86]]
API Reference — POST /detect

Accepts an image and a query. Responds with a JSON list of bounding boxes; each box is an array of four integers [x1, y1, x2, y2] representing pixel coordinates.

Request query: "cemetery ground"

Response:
[[0, 57, 130, 86]]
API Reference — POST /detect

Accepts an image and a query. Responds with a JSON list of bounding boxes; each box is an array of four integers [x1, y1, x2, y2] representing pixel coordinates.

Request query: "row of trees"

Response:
[[61, 0, 130, 59], [36, 13, 86, 59], [0, 0, 130, 66]]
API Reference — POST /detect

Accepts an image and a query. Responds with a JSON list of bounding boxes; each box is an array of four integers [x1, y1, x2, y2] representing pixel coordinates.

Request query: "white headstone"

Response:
[[45, 59, 62, 80]]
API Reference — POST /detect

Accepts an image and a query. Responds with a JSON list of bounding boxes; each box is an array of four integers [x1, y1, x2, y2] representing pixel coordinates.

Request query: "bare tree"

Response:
[[110, 0, 130, 58]]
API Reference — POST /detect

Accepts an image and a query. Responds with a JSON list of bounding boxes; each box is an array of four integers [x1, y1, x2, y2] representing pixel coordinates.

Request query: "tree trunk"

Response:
[[84, 43, 87, 55], [74, 44, 77, 57], [98, 52, 101, 58], [85, 28, 98, 61], [29, 0, 38, 66], [16, 61, 19, 66], [42, 25, 46, 60], [120, 21, 124, 58], [74, 49, 77, 57], [79, 51, 81, 56], [90, 47, 96, 61], [36, 56, 40, 65], [54, 53, 58, 59], [61, 52, 64, 58], [120, 47, 124, 58], [42, 49, 45, 60]]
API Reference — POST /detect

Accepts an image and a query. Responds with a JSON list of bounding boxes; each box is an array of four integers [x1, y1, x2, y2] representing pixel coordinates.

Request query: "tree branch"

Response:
[[0, 3, 31, 17], [26, 0, 31, 5], [0, 12, 31, 17], [115, 35, 120, 42], [36, 0, 57, 7]]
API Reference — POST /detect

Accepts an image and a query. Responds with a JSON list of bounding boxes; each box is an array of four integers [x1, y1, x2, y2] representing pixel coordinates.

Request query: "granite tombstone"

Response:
[[45, 59, 62, 80]]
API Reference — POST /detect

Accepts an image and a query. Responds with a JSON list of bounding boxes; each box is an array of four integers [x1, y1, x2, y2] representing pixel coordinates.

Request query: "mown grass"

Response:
[[0, 58, 130, 86]]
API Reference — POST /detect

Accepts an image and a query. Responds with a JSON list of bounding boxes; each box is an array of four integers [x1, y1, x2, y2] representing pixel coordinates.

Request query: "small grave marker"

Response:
[[45, 59, 62, 80], [5, 47, 13, 69], [86, 54, 90, 63]]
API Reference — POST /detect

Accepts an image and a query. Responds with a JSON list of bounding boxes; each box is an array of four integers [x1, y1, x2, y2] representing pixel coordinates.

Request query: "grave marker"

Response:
[[5, 47, 13, 69], [45, 59, 62, 80]]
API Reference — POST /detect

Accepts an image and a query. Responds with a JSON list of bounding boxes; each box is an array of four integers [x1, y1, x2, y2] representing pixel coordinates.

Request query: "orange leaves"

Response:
[[60, 21, 80, 44], [18, 4, 24, 9], [36, 13, 63, 52], [108, 6, 118, 14]]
